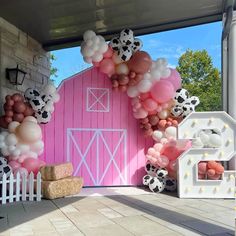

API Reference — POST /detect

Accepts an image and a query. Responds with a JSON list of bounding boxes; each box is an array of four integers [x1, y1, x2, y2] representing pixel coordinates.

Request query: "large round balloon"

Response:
[[150, 80, 175, 103], [162, 68, 181, 90], [128, 51, 152, 74], [17, 120, 42, 143]]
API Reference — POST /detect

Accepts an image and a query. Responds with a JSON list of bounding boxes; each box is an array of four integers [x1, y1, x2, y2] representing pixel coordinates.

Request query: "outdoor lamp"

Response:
[[6, 65, 26, 85]]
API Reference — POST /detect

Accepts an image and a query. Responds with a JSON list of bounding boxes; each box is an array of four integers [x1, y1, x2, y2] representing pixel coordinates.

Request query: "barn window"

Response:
[[86, 87, 110, 112]]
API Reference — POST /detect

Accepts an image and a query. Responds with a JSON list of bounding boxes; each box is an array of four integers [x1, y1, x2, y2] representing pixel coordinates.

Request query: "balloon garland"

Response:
[[0, 83, 59, 179], [81, 28, 202, 192]]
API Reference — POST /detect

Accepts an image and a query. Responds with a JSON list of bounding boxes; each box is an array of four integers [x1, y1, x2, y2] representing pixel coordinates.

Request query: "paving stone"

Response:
[[66, 211, 115, 229], [80, 224, 134, 236], [97, 207, 123, 219], [113, 215, 175, 235]]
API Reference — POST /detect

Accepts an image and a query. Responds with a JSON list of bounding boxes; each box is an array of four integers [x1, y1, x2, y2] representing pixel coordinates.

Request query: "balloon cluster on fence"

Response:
[[0, 83, 59, 179], [81, 28, 201, 192]]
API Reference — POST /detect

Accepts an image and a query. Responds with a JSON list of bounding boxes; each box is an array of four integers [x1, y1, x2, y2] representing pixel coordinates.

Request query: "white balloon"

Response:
[[1, 132, 8, 137], [12, 148, 21, 157], [90, 43, 99, 52], [83, 30, 96, 41], [25, 151, 38, 159], [83, 47, 94, 58], [152, 131, 163, 142], [98, 43, 108, 54], [8, 121, 20, 133], [31, 140, 44, 153], [5, 134, 18, 146], [158, 110, 169, 120], [91, 35, 100, 45], [165, 126, 177, 139], [199, 131, 210, 145], [143, 73, 151, 80], [137, 80, 152, 93], [192, 137, 204, 148], [150, 69, 161, 80], [162, 68, 171, 78], [16, 144, 30, 154], [1, 147, 10, 156], [43, 84, 56, 95], [208, 134, 222, 148], [8, 145, 16, 153], [92, 53, 103, 62], [86, 39, 93, 47], [127, 86, 139, 98], [0, 141, 6, 148], [0, 134, 5, 141], [23, 116, 37, 123]]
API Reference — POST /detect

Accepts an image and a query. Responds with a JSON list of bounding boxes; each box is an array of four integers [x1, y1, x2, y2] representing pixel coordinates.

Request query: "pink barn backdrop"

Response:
[[40, 67, 152, 186]]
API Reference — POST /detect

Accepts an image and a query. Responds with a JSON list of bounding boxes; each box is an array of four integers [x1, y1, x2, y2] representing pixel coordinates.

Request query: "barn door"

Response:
[[67, 128, 127, 186]]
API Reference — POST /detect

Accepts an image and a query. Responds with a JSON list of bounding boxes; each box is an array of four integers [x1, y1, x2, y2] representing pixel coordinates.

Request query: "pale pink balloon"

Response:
[[14, 167, 29, 177], [142, 98, 158, 112], [169, 160, 177, 171], [150, 80, 175, 103], [8, 160, 21, 171], [103, 46, 113, 58], [133, 108, 148, 119], [140, 92, 150, 100], [99, 58, 115, 76], [22, 158, 41, 175], [147, 147, 156, 156], [153, 143, 163, 152], [153, 151, 160, 159], [162, 68, 181, 91], [159, 155, 169, 168]]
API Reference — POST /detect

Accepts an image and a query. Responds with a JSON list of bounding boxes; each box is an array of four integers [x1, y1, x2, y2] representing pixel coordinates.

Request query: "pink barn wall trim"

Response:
[[40, 67, 152, 186]]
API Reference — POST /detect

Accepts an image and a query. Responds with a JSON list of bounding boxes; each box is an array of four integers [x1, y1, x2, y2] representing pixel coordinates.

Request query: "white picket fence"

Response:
[[0, 172, 42, 204]]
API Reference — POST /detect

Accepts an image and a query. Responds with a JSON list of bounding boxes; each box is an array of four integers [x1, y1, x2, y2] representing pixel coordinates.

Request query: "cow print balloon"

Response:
[[164, 177, 177, 192], [0, 162, 12, 179], [156, 168, 168, 179], [145, 163, 158, 176], [35, 109, 51, 124], [109, 28, 143, 62], [171, 88, 200, 118], [0, 157, 7, 166], [119, 29, 134, 46], [24, 88, 41, 101], [149, 177, 166, 193]]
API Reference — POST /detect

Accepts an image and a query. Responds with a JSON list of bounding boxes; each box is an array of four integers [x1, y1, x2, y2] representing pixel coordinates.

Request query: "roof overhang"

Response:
[[0, 0, 235, 51]]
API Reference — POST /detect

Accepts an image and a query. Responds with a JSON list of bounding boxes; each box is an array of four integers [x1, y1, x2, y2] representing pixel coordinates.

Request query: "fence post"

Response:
[[22, 173, 27, 201], [9, 173, 14, 203], [2, 174, 7, 204], [29, 172, 34, 201], [16, 172, 20, 201], [36, 172, 41, 201]]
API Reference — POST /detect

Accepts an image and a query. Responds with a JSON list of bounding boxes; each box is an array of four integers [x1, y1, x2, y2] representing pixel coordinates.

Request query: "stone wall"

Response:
[[0, 17, 50, 114]]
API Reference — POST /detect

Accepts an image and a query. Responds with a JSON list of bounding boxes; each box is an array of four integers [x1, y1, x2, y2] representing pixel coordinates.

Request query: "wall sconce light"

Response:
[[6, 65, 26, 85]]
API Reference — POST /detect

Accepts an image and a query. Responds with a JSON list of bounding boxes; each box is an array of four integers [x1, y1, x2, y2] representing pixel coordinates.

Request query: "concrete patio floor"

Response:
[[0, 187, 234, 236]]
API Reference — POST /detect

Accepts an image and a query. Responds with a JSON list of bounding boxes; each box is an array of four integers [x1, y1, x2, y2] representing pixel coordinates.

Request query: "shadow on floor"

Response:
[[0, 188, 234, 235]]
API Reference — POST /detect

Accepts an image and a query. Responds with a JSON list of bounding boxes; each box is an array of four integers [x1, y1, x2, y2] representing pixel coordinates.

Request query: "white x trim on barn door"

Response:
[[67, 128, 127, 186]]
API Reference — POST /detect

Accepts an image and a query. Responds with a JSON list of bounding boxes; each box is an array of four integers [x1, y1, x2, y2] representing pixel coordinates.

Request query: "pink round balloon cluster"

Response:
[[146, 139, 192, 179]]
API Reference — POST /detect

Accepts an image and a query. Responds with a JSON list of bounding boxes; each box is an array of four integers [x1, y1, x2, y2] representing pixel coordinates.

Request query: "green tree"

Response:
[[176, 49, 222, 111], [50, 53, 58, 79]]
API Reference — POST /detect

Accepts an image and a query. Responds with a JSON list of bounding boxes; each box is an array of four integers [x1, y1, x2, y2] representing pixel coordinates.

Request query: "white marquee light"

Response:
[[177, 112, 236, 198]]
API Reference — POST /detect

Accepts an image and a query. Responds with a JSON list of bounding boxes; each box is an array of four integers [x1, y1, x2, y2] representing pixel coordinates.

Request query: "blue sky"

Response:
[[51, 22, 221, 86]]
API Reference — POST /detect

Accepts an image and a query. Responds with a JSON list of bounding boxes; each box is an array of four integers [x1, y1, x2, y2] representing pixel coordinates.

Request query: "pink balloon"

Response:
[[150, 80, 175, 103], [142, 98, 158, 112], [133, 108, 148, 119], [14, 167, 29, 177], [169, 160, 177, 171], [8, 160, 21, 171], [92, 61, 100, 67], [159, 155, 169, 168], [162, 145, 180, 161], [140, 92, 150, 100], [103, 46, 113, 58], [147, 147, 156, 156], [162, 68, 181, 91], [22, 158, 41, 175], [99, 58, 115, 76]]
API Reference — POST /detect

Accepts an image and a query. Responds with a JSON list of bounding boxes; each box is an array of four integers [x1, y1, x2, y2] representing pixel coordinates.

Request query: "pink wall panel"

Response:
[[40, 67, 151, 186]]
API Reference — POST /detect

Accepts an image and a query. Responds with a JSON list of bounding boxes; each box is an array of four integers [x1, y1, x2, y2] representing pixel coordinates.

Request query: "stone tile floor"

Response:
[[0, 187, 235, 236]]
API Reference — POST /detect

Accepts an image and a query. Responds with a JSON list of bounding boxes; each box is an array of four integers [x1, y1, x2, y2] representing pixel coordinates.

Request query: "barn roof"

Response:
[[0, 0, 235, 51]]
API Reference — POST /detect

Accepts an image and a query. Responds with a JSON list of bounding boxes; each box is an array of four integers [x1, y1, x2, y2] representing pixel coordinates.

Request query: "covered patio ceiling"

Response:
[[0, 0, 235, 51]]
